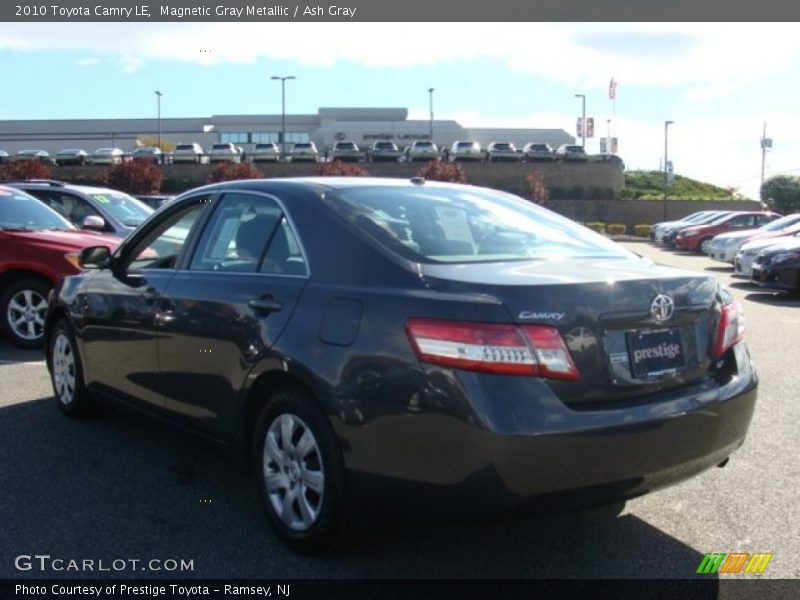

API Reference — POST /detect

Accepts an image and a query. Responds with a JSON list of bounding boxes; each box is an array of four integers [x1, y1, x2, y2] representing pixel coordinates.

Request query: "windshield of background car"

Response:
[[327, 186, 634, 263], [761, 213, 800, 231], [0, 187, 75, 231], [88, 192, 153, 227]]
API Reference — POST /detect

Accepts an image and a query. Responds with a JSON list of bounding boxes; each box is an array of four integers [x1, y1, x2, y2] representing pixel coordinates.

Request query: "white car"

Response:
[[405, 140, 439, 162], [735, 233, 800, 278], [172, 143, 205, 164], [522, 142, 556, 161], [209, 143, 242, 163], [330, 141, 363, 162], [90, 147, 124, 165], [449, 141, 482, 162], [708, 213, 800, 263], [369, 141, 402, 162]]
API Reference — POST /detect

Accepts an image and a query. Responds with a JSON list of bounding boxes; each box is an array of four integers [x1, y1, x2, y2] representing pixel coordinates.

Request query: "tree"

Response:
[[101, 158, 163, 194], [415, 160, 466, 183], [761, 175, 800, 213], [525, 171, 549, 204], [208, 163, 263, 183], [0, 160, 52, 181], [318, 160, 369, 176], [138, 136, 176, 152]]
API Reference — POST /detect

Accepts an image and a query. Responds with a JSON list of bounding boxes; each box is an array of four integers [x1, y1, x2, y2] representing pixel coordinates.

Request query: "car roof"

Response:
[[11, 181, 125, 196]]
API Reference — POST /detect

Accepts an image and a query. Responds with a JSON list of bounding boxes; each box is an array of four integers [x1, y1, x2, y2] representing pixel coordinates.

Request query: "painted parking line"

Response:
[[0, 360, 45, 365]]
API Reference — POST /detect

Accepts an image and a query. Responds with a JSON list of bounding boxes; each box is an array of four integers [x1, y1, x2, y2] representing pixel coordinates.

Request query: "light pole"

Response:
[[663, 120, 674, 220], [428, 87, 434, 142], [271, 75, 296, 161], [155, 91, 163, 159], [574, 94, 586, 148]]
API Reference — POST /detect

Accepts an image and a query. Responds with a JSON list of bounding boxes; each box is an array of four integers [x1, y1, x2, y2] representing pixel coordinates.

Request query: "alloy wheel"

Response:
[[52, 333, 77, 406], [7, 289, 47, 342], [263, 414, 325, 532]]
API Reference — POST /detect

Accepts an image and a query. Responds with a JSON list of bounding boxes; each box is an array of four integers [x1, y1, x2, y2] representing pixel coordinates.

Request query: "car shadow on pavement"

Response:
[[744, 291, 800, 306], [0, 396, 716, 581], [0, 339, 44, 363], [704, 266, 733, 273]]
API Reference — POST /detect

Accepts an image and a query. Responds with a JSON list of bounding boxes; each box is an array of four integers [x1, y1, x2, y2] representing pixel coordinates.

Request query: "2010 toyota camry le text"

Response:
[[45, 177, 757, 551]]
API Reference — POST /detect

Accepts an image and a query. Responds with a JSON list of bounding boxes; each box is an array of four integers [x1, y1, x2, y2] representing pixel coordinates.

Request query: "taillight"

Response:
[[406, 318, 579, 380], [714, 301, 745, 359]]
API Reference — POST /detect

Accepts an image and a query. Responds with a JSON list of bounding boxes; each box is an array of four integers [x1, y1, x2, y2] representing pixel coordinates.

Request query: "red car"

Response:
[[0, 185, 120, 348], [675, 211, 782, 253]]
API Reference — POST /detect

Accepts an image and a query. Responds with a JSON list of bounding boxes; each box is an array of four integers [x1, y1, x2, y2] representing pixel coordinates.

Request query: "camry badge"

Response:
[[650, 294, 676, 322]]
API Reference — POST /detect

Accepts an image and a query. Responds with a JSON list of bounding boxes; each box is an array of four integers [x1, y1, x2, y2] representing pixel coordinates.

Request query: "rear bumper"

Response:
[[336, 342, 757, 513]]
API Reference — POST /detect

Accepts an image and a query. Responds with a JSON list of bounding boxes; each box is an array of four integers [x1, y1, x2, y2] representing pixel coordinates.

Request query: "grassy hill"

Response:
[[623, 170, 749, 201]]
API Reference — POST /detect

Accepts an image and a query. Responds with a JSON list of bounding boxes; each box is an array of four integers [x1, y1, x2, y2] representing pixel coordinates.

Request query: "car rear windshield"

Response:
[[212, 144, 232, 150], [531, 144, 548, 150], [293, 143, 312, 149], [89, 192, 153, 227], [0, 187, 75, 231], [493, 144, 512, 150], [175, 145, 197, 151], [456, 142, 476, 148], [326, 186, 633, 263], [415, 142, 433, 147], [336, 143, 356, 149]]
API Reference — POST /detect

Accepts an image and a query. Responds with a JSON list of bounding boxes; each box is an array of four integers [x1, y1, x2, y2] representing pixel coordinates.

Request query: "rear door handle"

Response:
[[249, 298, 283, 313]]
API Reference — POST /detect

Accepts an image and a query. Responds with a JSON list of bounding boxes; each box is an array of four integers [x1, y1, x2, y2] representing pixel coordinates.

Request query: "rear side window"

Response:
[[189, 193, 307, 276], [326, 186, 633, 264]]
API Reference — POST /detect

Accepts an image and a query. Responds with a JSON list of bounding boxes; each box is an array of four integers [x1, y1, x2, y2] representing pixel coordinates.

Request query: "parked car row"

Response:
[[1, 140, 594, 166], [650, 209, 800, 293]]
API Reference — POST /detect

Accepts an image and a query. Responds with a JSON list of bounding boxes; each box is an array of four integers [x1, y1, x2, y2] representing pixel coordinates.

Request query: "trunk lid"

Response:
[[419, 257, 721, 408]]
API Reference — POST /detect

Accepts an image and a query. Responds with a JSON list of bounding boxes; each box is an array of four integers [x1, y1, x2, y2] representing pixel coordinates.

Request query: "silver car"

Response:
[[406, 140, 439, 162], [172, 143, 205, 164], [209, 143, 242, 163], [522, 142, 556, 161], [450, 141, 483, 162], [331, 141, 364, 163], [369, 141, 402, 162], [133, 147, 163, 163], [485, 142, 520, 162], [90, 147, 124, 165], [15, 149, 51, 162], [248, 143, 280, 163], [556, 144, 588, 161], [735, 234, 800, 278], [55, 148, 89, 166], [289, 142, 319, 163]]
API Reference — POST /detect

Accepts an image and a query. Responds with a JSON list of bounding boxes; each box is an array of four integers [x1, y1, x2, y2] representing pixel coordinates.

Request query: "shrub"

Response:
[[586, 222, 606, 234], [318, 160, 369, 177], [0, 160, 52, 181], [634, 224, 652, 237], [606, 223, 627, 235], [415, 160, 466, 183], [761, 175, 800, 213], [525, 171, 549, 204], [208, 162, 263, 183], [101, 158, 163, 194]]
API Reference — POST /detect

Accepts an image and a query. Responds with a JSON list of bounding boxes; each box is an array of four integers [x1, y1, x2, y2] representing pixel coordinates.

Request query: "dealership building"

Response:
[[0, 107, 574, 154]]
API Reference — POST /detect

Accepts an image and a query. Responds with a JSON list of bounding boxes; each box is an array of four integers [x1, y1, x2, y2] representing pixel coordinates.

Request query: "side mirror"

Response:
[[82, 215, 106, 230], [79, 245, 112, 269]]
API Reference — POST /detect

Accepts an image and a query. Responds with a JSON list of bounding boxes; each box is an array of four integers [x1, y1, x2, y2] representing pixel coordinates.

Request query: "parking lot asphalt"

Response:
[[0, 242, 797, 580]]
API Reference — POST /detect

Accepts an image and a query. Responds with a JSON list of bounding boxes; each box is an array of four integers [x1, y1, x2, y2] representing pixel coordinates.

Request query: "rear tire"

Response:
[[1, 277, 50, 349], [253, 388, 349, 552], [49, 319, 92, 417]]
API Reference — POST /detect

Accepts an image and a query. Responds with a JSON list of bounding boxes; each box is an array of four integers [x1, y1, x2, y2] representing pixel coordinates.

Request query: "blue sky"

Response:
[[1, 22, 799, 199]]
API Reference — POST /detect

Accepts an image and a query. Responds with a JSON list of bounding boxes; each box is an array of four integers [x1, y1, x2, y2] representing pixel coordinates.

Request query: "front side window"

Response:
[[126, 200, 208, 270], [326, 186, 634, 264]]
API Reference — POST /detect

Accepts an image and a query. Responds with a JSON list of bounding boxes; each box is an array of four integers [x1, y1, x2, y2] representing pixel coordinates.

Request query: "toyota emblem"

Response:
[[650, 294, 675, 321]]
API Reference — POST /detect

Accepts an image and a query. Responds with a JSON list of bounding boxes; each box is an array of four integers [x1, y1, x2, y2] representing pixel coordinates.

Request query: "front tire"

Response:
[[1, 277, 50, 349], [49, 319, 91, 416], [253, 388, 348, 552], [698, 237, 713, 255]]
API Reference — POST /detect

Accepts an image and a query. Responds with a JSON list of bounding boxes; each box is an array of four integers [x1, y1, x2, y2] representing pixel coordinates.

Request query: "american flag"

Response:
[[609, 78, 617, 100]]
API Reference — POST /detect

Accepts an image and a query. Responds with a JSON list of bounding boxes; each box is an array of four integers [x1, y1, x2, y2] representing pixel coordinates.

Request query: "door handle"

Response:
[[249, 298, 283, 313]]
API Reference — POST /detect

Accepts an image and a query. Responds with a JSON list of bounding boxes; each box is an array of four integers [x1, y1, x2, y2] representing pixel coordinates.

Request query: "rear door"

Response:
[[156, 191, 310, 439]]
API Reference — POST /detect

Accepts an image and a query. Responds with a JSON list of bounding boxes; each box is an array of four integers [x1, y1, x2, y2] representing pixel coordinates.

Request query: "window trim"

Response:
[[180, 190, 311, 279]]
